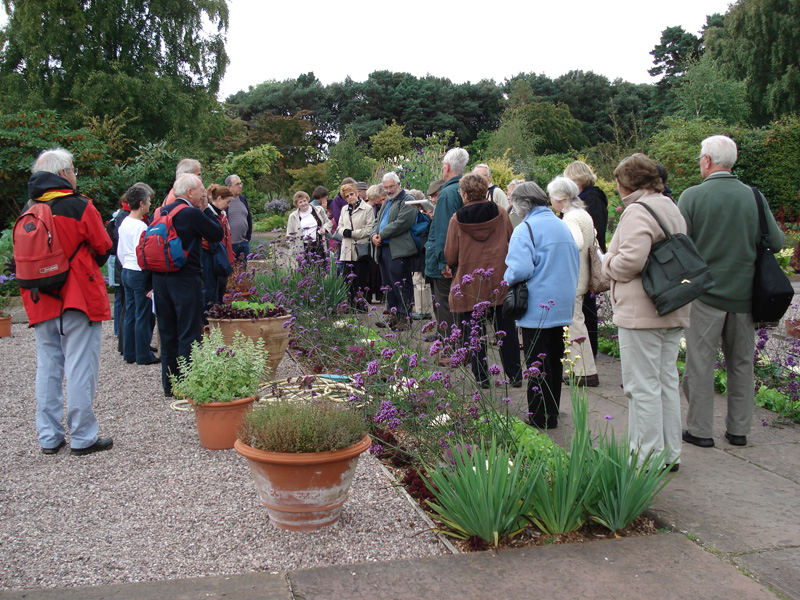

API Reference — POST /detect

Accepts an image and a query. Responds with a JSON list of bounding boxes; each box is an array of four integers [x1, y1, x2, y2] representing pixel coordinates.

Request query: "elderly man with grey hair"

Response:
[[152, 173, 223, 397], [473, 163, 510, 211], [161, 158, 202, 206], [370, 171, 418, 330], [21, 147, 114, 455], [424, 147, 469, 346], [224, 174, 253, 261], [679, 135, 784, 449]]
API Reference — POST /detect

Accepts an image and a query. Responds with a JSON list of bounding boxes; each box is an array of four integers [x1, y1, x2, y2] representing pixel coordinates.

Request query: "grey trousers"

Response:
[[431, 277, 455, 335], [682, 300, 755, 438], [619, 327, 683, 465]]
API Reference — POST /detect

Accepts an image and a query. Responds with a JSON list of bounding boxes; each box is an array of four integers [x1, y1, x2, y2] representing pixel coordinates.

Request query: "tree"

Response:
[[706, 0, 800, 124], [369, 121, 412, 161], [676, 56, 750, 124], [649, 26, 702, 117], [553, 70, 613, 145], [0, 0, 229, 141]]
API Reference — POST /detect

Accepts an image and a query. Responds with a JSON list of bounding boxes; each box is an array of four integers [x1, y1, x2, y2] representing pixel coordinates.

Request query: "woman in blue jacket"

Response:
[[504, 182, 579, 429]]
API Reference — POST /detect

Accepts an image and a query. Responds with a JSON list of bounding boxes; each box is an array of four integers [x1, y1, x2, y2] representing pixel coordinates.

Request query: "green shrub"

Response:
[[254, 214, 288, 232]]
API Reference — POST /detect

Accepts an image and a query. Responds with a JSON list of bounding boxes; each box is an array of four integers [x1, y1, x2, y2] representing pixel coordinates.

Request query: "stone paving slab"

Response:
[[0, 572, 291, 600], [733, 547, 800, 600], [288, 534, 771, 600]]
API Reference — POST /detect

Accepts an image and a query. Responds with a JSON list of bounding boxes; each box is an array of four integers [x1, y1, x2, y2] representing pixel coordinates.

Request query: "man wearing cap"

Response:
[[357, 181, 369, 202]]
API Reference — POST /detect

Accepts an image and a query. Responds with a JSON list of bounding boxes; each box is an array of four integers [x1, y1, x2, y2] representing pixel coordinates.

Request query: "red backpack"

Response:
[[13, 200, 80, 303], [136, 203, 191, 272]]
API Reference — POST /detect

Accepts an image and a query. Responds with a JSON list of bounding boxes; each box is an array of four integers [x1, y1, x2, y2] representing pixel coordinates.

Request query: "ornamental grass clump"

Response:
[[169, 328, 268, 404], [424, 438, 542, 547], [587, 428, 674, 532], [238, 400, 367, 453]]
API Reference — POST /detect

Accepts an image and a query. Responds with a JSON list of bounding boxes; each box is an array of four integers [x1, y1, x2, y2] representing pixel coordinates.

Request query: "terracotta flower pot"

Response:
[[0, 315, 10, 338], [234, 434, 372, 531], [192, 396, 256, 450], [206, 315, 291, 377]]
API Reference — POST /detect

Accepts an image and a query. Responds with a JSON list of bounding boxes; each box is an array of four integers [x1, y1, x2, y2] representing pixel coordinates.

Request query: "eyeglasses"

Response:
[[695, 155, 707, 163], [64, 167, 78, 176]]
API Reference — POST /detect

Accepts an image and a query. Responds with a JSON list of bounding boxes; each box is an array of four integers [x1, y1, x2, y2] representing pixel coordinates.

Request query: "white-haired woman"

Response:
[[564, 161, 608, 359], [548, 176, 599, 387], [504, 182, 579, 429]]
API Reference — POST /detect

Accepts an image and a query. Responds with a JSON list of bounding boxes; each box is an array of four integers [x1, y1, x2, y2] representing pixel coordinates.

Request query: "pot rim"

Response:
[[207, 314, 292, 324], [190, 395, 257, 408], [234, 434, 371, 465]]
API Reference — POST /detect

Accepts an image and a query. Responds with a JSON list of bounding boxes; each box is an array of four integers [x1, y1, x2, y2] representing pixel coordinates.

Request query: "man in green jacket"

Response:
[[679, 135, 785, 449], [371, 172, 418, 330], [424, 147, 469, 339]]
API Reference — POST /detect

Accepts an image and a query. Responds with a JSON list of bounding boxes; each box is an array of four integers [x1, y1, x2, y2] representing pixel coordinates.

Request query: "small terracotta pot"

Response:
[[0, 316, 10, 338], [192, 396, 256, 450], [234, 435, 372, 531], [206, 315, 291, 377]]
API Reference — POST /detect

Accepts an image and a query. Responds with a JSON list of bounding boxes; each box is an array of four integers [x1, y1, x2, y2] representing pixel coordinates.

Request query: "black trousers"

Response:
[[455, 307, 521, 385], [521, 326, 565, 427], [582, 292, 599, 357]]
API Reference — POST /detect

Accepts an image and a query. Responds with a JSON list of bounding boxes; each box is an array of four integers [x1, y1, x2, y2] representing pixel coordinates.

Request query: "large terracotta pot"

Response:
[[206, 315, 291, 377], [234, 434, 372, 531], [192, 396, 256, 450], [0, 316, 11, 338]]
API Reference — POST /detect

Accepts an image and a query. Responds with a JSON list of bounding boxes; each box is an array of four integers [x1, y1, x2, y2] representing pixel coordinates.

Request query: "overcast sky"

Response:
[[220, 0, 734, 98]]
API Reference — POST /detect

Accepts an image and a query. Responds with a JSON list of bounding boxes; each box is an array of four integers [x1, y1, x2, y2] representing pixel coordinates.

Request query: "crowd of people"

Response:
[[21, 134, 785, 471]]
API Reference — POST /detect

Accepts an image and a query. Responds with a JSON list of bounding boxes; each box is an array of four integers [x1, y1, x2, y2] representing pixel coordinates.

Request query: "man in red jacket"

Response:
[[22, 148, 114, 456]]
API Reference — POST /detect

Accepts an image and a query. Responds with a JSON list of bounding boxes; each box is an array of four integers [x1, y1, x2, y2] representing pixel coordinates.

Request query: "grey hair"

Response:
[[366, 184, 385, 202], [131, 181, 155, 199], [547, 176, 584, 209], [409, 189, 424, 200], [224, 174, 241, 187], [473, 163, 491, 177], [126, 183, 153, 210], [701, 135, 737, 169], [173, 173, 202, 198], [32, 147, 73, 175], [443, 147, 469, 175], [176, 158, 201, 177], [382, 171, 400, 184], [510, 181, 548, 218]]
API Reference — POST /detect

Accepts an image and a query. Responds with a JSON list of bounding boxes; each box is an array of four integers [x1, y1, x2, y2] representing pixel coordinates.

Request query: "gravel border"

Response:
[[0, 322, 447, 591]]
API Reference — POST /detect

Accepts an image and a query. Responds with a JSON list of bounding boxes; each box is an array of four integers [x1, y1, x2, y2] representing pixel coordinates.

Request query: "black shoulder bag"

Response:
[[638, 202, 715, 316], [751, 187, 793, 323], [502, 222, 533, 320]]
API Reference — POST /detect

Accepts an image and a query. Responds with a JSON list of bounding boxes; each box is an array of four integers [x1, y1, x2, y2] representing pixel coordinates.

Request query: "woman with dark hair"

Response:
[[118, 183, 158, 365], [445, 173, 521, 389], [563, 161, 608, 358], [504, 182, 579, 429], [602, 153, 688, 469], [201, 184, 236, 308], [338, 182, 375, 311]]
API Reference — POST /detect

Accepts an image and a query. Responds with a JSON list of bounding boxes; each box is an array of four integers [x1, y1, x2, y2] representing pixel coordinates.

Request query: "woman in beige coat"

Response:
[[547, 176, 598, 387], [602, 154, 689, 470], [337, 183, 375, 311]]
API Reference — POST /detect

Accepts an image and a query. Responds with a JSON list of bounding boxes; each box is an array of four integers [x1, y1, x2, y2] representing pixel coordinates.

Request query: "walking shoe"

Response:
[[511, 379, 523, 388], [390, 315, 411, 332], [411, 312, 432, 320], [564, 374, 599, 387], [71, 437, 113, 456], [41, 439, 66, 455], [725, 431, 747, 446], [423, 335, 439, 343], [682, 429, 714, 448], [375, 320, 388, 328]]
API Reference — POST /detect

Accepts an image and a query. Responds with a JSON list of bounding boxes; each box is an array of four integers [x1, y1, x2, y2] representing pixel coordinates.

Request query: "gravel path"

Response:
[[0, 321, 446, 591]]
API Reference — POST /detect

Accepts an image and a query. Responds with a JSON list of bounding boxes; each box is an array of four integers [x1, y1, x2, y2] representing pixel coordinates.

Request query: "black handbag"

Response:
[[751, 187, 793, 323], [502, 223, 533, 320], [212, 242, 233, 277], [638, 202, 715, 316]]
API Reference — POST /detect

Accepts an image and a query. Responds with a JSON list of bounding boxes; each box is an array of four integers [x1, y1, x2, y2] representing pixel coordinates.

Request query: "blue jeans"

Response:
[[34, 311, 102, 449], [231, 240, 250, 263], [122, 268, 156, 364]]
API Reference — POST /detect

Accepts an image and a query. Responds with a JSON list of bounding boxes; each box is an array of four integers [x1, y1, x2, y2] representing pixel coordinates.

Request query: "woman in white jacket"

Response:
[[286, 190, 332, 266], [547, 176, 599, 387]]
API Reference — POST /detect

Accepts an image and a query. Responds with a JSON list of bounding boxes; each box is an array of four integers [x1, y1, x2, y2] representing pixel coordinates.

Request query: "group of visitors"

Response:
[[22, 134, 785, 472]]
